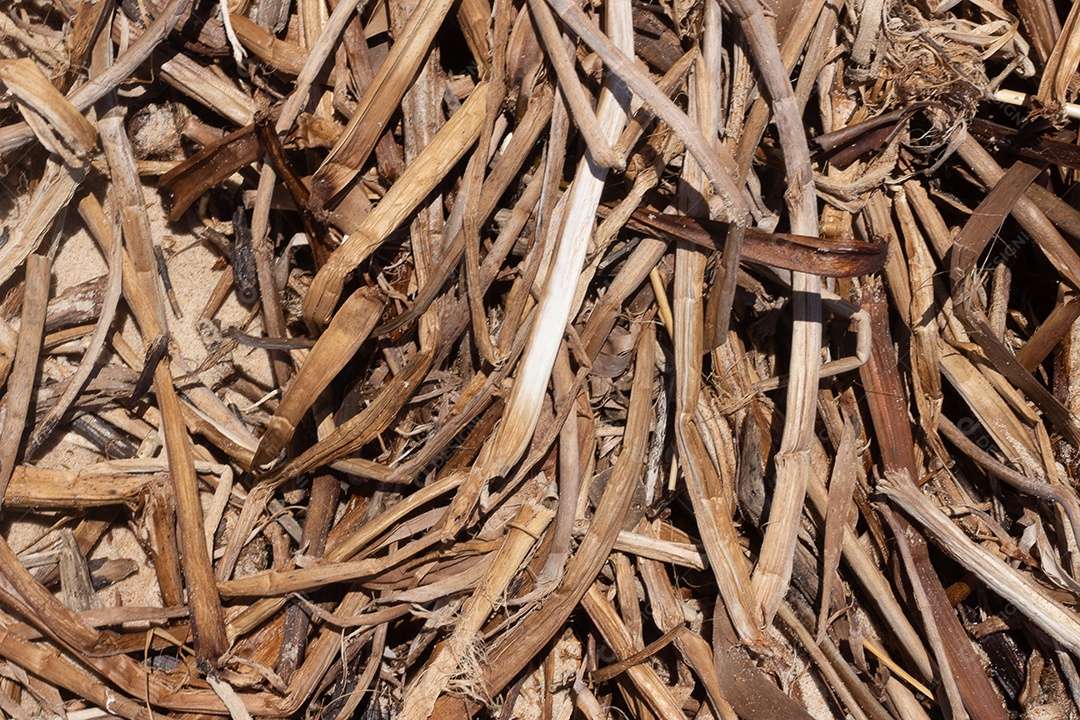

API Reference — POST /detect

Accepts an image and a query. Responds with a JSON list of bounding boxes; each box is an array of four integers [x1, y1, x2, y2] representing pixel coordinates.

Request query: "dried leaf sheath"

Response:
[[308, 0, 459, 209], [302, 81, 489, 327], [252, 287, 385, 467]]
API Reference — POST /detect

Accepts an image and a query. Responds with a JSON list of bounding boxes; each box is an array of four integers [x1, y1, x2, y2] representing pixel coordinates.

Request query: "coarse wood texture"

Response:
[[1, 0, 1079, 718]]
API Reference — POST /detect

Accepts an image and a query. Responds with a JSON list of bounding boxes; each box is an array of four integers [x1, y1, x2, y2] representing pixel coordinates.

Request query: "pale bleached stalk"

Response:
[[880, 472, 1080, 655], [727, 0, 822, 623], [206, 675, 253, 720], [612, 531, 706, 569], [995, 89, 1080, 120], [397, 499, 553, 719], [673, 0, 762, 647], [439, 0, 632, 534], [541, 0, 748, 223]]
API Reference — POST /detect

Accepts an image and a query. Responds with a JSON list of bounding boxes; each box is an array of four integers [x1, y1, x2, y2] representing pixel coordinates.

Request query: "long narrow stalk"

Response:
[[542, 0, 748, 223], [440, 0, 633, 534], [673, 0, 762, 647], [0, 256, 51, 505], [727, 0, 823, 623], [881, 473, 1080, 655]]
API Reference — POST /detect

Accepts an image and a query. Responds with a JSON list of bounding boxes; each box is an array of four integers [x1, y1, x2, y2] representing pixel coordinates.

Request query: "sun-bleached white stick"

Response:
[[880, 472, 1080, 655], [441, 0, 634, 534]]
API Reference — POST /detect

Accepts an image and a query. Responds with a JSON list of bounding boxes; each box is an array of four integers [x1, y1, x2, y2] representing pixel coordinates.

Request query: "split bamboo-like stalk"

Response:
[[438, 0, 632, 536]]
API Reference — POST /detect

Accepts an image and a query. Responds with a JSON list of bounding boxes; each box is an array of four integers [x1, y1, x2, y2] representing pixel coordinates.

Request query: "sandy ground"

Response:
[[6, 173, 271, 611]]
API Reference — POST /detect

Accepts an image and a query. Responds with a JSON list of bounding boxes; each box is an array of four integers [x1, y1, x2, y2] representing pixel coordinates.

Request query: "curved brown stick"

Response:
[[375, 205, 887, 339], [615, 206, 887, 278]]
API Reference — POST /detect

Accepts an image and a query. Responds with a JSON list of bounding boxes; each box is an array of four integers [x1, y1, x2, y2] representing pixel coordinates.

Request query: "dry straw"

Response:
[[1, 0, 1079, 716]]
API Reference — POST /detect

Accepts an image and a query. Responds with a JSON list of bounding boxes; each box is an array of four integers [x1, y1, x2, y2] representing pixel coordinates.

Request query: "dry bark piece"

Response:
[[158, 124, 259, 220]]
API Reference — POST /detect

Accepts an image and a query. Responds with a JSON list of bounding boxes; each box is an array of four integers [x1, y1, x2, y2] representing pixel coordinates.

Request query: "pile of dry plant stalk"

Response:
[[4, 0, 1080, 716]]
